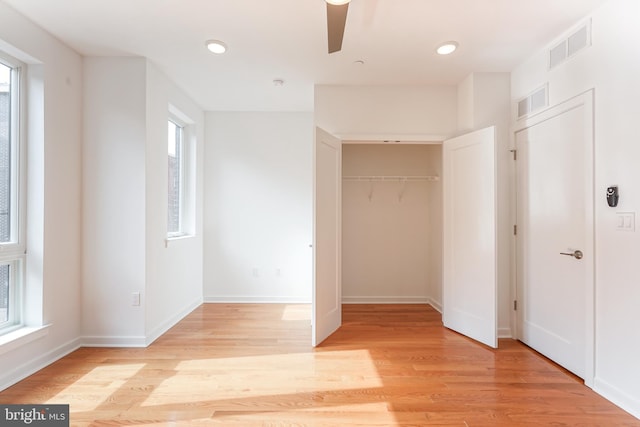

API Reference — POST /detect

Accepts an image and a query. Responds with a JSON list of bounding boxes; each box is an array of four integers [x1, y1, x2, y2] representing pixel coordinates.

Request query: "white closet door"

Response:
[[312, 127, 342, 347], [442, 126, 497, 348]]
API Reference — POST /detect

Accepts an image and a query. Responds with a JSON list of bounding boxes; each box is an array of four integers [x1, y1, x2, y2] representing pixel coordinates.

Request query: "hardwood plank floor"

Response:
[[0, 304, 638, 426]]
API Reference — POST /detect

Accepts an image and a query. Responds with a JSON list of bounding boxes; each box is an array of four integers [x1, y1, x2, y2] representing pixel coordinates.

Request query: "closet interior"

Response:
[[341, 143, 443, 307]]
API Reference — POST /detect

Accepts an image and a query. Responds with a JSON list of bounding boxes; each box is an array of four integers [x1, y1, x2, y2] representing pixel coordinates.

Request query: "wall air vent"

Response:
[[517, 98, 530, 118], [517, 84, 548, 120], [568, 24, 589, 56], [549, 40, 568, 68], [549, 20, 591, 69]]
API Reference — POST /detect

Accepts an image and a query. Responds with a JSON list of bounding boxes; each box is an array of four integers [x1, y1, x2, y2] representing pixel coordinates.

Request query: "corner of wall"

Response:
[[457, 73, 475, 133]]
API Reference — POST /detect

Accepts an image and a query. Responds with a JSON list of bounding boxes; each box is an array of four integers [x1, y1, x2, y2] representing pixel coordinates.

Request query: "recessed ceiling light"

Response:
[[436, 41, 458, 55], [326, 0, 351, 5], [205, 40, 227, 54], [273, 79, 284, 87], [354, 60, 365, 65]]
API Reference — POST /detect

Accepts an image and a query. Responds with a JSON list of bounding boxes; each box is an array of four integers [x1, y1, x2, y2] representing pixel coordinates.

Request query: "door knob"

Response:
[[560, 250, 583, 260]]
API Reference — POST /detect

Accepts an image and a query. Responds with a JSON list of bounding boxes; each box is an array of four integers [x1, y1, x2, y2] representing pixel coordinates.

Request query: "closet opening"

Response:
[[341, 142, 443, 310]]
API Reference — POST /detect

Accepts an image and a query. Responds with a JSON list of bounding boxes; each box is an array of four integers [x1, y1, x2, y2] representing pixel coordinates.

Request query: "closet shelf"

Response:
[[342, 175, 439, 182]]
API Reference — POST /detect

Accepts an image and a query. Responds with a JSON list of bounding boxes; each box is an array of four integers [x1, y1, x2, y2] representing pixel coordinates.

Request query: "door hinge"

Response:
[[510, 149, 517, 160], [513, 225, 517, 235], [514, 300, 518, 311]]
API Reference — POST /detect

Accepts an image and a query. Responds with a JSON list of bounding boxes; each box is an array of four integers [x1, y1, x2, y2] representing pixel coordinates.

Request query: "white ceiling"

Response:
[[3, 0, 608, 111]]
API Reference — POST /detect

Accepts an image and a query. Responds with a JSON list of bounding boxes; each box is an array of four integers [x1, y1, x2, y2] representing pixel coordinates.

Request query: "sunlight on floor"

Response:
[[208, 404, 399, 425], [280, 304, 311, 321], [140, 350, 382, 407], [45, 363, 146, 411]]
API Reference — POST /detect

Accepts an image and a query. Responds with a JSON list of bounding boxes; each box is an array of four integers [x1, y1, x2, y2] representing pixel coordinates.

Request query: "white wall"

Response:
[[83, 57, 204, 346], [204, 112, 313, 302], [83, 57, 147, 342], [205, 87, 457, 305], [342, 145, 442, 306], [144, 63, 204, 343], [315, 85, 458, 139], [456, 72, 512, 337], [511, 0, 640, 417], [0, 1, 83, 389]]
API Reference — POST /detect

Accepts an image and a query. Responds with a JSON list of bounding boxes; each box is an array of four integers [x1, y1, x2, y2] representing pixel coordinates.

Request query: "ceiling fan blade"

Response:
[[327, 2, 349, 54]]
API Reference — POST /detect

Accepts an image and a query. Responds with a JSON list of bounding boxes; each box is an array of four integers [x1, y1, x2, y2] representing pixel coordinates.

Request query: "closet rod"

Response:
[[342, 175, 439, 182]]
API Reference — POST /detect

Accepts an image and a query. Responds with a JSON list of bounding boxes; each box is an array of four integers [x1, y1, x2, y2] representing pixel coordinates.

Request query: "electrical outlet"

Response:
[[132, 292, 141, 306]]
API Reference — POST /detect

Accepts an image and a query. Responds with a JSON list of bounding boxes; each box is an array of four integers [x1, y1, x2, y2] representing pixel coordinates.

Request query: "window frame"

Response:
[[166, 104, 195, 241], [0, 51, 26, 335], [167, 117, 186, 238], [0, 261, 23, 332]]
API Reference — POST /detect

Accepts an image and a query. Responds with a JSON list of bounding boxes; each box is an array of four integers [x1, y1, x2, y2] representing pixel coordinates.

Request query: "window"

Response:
[[167, 119, 184, 236], [0, 54, 25, 334], [167, 105, 195, 240]]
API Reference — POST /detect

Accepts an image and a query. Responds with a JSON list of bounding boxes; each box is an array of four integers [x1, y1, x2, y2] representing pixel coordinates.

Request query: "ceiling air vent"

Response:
[[549, 20, 591, 69], [517, 84, 548, 120]]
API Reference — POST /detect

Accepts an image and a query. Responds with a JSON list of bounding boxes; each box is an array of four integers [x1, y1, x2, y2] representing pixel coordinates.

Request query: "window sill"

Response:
[[165, 233, 195, 247], [0, 324, 51, 356]]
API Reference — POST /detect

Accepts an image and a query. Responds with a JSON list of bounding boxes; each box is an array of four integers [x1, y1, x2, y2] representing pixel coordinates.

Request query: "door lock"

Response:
[[560, 250, 583, 260]]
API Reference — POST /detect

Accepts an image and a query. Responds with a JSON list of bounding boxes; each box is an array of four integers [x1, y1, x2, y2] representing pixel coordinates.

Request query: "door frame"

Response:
[[512, 90, 595, 387], [338, 137, 447, 302], [310, 136, 447, 347]]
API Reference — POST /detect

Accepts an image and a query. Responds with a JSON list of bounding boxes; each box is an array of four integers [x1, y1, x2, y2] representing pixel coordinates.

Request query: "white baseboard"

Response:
[[82, 298, 204, 348], [0, 337, 82, 392], [594, 377, 640, 419], [342, 296, 431, 304], [427, 298, 442, 313], [498, 328, 513, 339], [145, 297, 202, 346], [204, 296, 311, 304], [81, 335, 147, 348]]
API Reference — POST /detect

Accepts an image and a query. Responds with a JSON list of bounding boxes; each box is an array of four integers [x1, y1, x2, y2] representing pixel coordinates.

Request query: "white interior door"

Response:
[[312, 127, 342, 347], [443, 126, 497, 348], [515, 92, 594, 383]]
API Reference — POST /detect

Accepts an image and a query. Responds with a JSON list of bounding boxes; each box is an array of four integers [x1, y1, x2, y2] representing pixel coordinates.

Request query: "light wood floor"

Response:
[[1, 304, 638, 426]]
